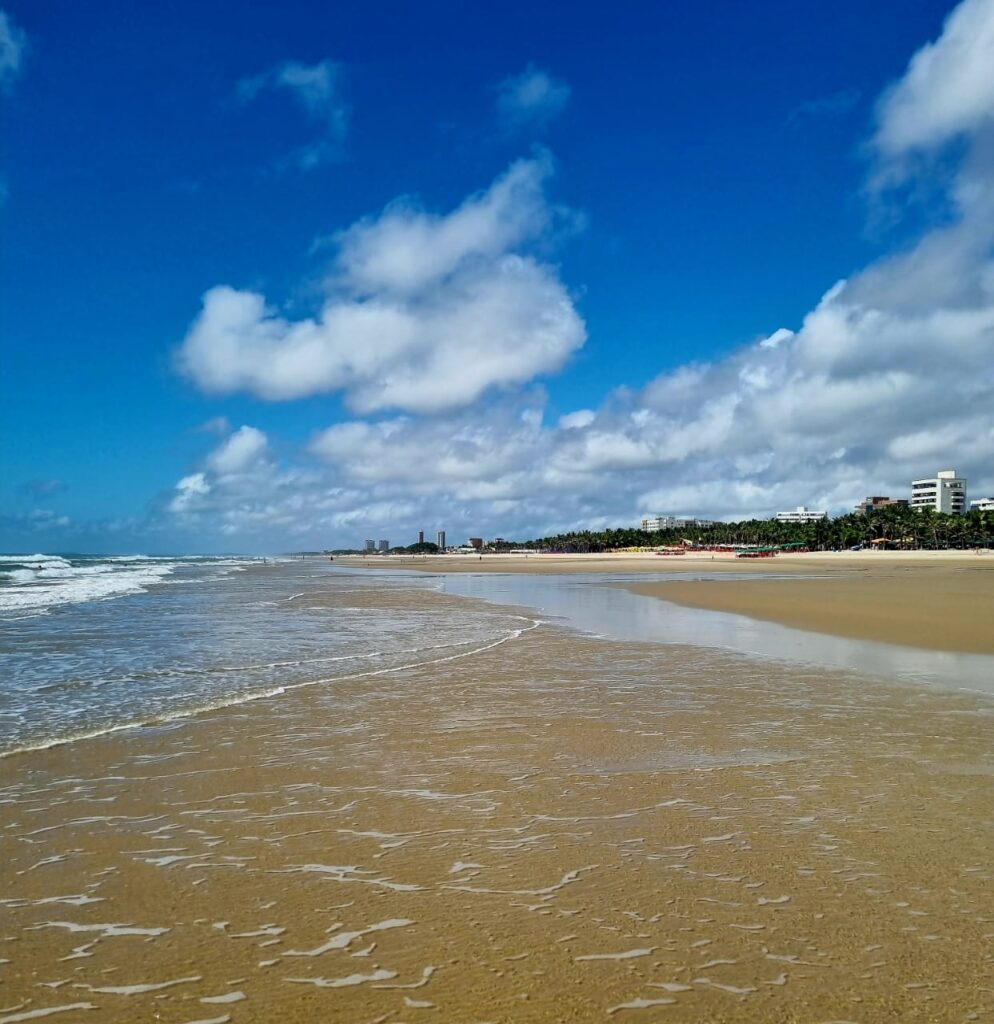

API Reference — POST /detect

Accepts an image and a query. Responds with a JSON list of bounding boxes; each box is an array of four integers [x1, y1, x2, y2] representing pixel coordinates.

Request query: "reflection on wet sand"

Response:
[[1, 584, 991, 1023]]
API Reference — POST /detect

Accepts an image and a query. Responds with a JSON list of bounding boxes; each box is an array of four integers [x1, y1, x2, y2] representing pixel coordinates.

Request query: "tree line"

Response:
[[515, 505, 994, 553]]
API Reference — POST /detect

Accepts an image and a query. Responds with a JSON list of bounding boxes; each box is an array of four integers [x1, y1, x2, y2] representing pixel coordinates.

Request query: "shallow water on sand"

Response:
[[0, 561, 525, 756], [363, 567, 994, 696]]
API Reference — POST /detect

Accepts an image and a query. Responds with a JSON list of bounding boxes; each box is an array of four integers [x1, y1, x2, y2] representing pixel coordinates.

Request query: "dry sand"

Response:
[[2, 576, 992, 1022]]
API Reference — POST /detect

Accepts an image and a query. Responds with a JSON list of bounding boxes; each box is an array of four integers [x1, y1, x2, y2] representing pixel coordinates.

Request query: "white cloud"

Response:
[[170, 473, 211, 514], [874, 0, 994, 157], [195, 415, 231, 435], [236, 59, 348, 170], [558, 409, 595, 430], [162, 2, 994, 546], [495, 64, 571, 133], [0, 10, 25, 92], [206, 425, 270, 475], [178, 155, 586, 413]]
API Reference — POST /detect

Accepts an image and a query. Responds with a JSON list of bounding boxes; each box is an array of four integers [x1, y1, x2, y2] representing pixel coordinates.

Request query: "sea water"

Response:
[[0, 556, 523, 756]]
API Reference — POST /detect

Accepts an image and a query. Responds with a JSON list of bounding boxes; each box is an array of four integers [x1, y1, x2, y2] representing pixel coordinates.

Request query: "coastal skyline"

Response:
[[3, 0, 994, 553]]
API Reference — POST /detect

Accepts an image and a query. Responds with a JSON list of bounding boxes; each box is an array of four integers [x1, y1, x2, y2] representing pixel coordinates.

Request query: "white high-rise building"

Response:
[[775, 506, 827, 523], [911, 469, 967, 514]]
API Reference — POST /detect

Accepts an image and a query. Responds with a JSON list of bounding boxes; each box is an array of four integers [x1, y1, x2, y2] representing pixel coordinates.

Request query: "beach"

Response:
[[1, 558, 992, 1022], [345, 550, 994, 653]]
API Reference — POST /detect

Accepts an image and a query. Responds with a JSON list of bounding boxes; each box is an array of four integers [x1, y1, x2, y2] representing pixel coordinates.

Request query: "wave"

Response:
[[0, 564, 178, 615], [0, 553, 269, 617]]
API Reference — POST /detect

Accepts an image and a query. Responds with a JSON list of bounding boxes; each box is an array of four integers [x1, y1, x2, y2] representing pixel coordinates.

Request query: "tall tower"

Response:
[[418, 530, 424, 545], [436, 530, 446, 552]]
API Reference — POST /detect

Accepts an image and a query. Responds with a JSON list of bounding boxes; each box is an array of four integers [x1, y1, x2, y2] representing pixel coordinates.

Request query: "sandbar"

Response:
[[340, 551, 994, 654]]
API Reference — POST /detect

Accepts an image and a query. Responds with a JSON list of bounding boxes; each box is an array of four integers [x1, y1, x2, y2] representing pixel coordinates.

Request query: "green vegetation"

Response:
[[392, 541, 440, 554], [518, 505, 994, 553]]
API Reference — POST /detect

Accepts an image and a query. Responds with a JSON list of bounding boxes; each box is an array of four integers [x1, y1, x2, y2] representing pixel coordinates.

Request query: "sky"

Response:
[[2, 0, 993, 553]]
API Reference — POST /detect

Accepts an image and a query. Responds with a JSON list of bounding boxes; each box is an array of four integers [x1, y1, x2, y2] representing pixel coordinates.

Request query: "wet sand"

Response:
[[2, 583, 992, 1023]]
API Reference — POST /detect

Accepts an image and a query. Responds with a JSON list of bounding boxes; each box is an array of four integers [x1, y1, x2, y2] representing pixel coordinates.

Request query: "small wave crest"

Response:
[[0, 555, 179, 617]]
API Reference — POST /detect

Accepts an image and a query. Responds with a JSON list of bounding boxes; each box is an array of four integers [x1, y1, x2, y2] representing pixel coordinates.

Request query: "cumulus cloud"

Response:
[[170, 473, 211, 514], [206, 424, 270, 475], [168, 425, 419, 539], [236, 58, 348, 170], [874, 0, 994, 157], [164, 1, 994, 546], [495, 64, 571, 133], [0, 9, 26, 92], [178, 155, 586, 413]]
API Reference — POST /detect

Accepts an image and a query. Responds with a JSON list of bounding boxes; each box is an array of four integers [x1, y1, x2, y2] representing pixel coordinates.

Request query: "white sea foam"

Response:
[[286, 970, 398, 988], [0, 558, 177, 615], [0, 1005, 97, 1023]]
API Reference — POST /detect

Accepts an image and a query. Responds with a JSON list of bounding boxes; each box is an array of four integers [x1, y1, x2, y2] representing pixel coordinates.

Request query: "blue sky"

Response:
[[3, 0, 993, 552]]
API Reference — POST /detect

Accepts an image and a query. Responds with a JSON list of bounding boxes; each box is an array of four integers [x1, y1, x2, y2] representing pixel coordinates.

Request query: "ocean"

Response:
[[0, 554, 529, 757]]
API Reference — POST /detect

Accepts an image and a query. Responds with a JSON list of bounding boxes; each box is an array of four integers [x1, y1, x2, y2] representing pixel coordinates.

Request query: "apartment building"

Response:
[[641, 515, 715, 531], [854, 496, 909, 515], [911, 469, 967, 514], [775, 505, 827, 523]]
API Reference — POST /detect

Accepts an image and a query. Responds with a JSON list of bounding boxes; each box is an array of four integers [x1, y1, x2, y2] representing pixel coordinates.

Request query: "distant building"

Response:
[[436, 530, 446, 552], [911, 469, 967, 514], [641, 515, 715, 531], [855, 496, 909, 515], [417, 530, 424, 545], [378, 539, 389, 553], [775, 506, 827, 523], [468, 537, 483, 550], [363, 539, 375, 553], [969, 497, 994, 512]]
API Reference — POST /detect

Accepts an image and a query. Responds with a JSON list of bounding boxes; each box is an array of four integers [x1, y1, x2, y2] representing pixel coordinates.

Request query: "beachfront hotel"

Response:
[[775, 505, 828, 522], [911, 469, 967, 514], [641, 515, 715, 531]]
